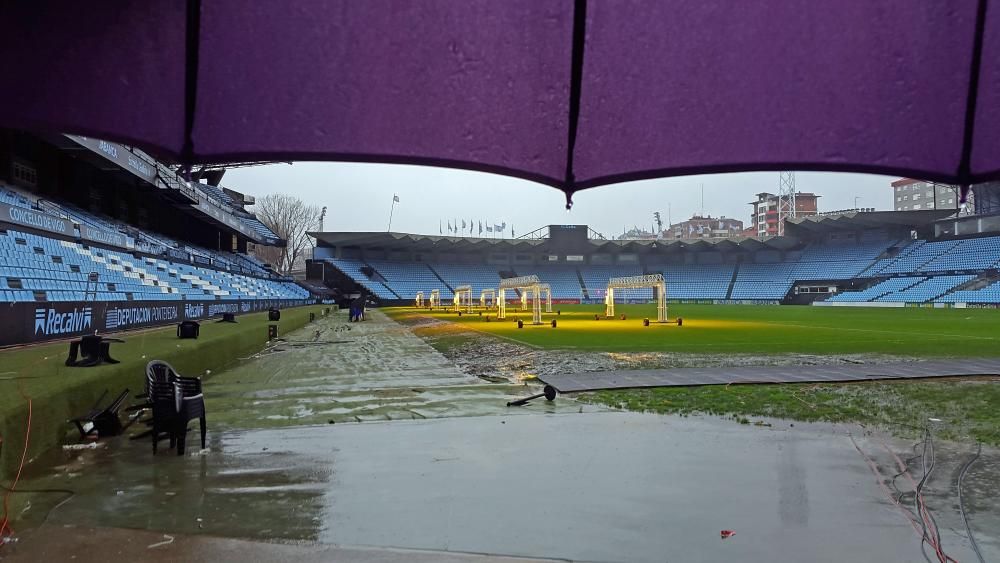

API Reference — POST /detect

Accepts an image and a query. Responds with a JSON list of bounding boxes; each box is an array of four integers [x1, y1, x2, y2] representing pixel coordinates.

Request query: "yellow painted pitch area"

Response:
[[385, 303, 1000, 355]]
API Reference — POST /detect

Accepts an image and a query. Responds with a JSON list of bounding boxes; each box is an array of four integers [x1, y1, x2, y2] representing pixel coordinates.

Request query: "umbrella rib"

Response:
[[182, 0, 203, 167], [563, 0, 588, 207], [957, 0, 989, 191]]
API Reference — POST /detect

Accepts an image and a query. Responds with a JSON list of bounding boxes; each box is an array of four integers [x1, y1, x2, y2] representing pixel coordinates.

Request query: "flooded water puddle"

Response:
[[16, 412, 996, 562]]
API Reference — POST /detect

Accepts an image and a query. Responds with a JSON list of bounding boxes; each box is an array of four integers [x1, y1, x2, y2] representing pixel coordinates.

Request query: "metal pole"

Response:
[[533, 284, 541, 324], [386, 197, 396, 232], [658, 280, 667, 323]]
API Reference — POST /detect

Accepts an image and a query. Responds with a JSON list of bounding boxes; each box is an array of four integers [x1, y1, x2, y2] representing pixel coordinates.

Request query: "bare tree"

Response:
[[253, 194, 322, 275]]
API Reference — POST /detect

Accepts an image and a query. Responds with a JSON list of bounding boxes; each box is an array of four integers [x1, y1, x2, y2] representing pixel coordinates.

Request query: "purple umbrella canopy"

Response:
[[1, 0, 997, 204]]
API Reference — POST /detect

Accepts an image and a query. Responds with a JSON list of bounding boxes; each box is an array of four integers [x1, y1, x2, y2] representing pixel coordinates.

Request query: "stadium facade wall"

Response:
[[815, 301, 978, 309], [1, 201, 73, 237], [813, 301, 907, 308], [1, 298, 313, 346]]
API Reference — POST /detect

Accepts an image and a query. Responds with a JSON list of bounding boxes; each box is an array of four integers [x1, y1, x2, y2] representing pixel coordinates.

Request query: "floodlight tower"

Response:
[[777, 171, 796, 236]]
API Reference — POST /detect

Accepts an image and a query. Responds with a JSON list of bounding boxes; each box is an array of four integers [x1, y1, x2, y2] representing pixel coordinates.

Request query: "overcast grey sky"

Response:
[[225, 163, 896, 238]]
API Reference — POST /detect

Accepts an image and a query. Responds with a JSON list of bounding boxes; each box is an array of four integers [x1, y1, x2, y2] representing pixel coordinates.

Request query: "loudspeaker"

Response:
[[268, 308, 281, 321], [177, 320, 200, 339], [551, 319, 557, 328], [310, 312, 316, 322], [268, 324, 278, 339], [677, 317, 683, 326], [218, 312, 237, 323], [643, 318, 650, 327], [517, 320, 524, 329]]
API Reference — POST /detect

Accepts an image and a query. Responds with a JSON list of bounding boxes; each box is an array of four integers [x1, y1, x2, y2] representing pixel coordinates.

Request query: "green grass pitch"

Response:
[[386, 303, 1000, 357]]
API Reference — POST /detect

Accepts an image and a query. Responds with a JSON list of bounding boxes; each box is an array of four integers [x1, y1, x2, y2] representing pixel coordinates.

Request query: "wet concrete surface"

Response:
[[9, 413, 988, 562], [868, 434, 1000, 563], [204, 310, 602, 428], [4, 525, 562, 563]]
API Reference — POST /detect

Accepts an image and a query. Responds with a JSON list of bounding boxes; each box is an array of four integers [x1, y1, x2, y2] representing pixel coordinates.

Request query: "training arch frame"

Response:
[[453, 284, 474, 313], [480, 288, 496, 308], [521, 283, 553, 313], [415, 291, 424, 307], [429, 288, 441, 308], [606, 273, 667, 322], [498, 275, 543, 324]]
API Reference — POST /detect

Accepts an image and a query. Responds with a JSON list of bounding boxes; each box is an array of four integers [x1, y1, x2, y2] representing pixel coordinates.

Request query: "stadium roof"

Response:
[[784, 210, 956, 235], [310, 231, 803, 252], [2, 3, 999, 203], [314, 211, 960, 252]]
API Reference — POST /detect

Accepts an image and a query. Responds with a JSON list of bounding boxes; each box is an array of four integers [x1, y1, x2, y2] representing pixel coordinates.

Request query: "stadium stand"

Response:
[[0, 228, 308, 302], [826, 277, 926, 303], [0, 132, 322, 346], [366, 259, 451, 300], [325, 258, 399, 300], [1, 186, 33, 209], [939, 279, 1000, 304], [529, 264, 586, 300], [316, 227, 1000, 306], [194, 182, 281, 243], [430, 263, 498, 297], [658, 264, 733, 299], [874, 275, 977, 302], [579, 264, 644, 300]]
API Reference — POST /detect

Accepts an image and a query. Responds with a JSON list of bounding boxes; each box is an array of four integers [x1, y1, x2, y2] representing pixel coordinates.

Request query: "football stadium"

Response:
[[3, 3, 1000, 562]]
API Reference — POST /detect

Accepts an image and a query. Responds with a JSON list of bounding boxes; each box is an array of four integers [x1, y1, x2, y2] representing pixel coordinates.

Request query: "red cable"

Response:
[[881, 442, 946, 562], [0, 387, 32, 548]]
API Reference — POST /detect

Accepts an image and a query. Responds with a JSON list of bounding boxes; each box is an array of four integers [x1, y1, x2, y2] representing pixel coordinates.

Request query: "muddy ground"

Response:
[[400, 314, 919, 382]]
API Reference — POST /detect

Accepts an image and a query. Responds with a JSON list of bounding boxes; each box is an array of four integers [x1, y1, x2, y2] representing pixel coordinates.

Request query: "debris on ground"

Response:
[[405, 315, 918, 385], [146, 534, 175, 549], [62, 442, 102, 450]]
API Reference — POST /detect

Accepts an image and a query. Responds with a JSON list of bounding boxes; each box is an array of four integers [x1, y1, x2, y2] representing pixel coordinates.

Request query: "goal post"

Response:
[[606, 274, 667, 322]]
